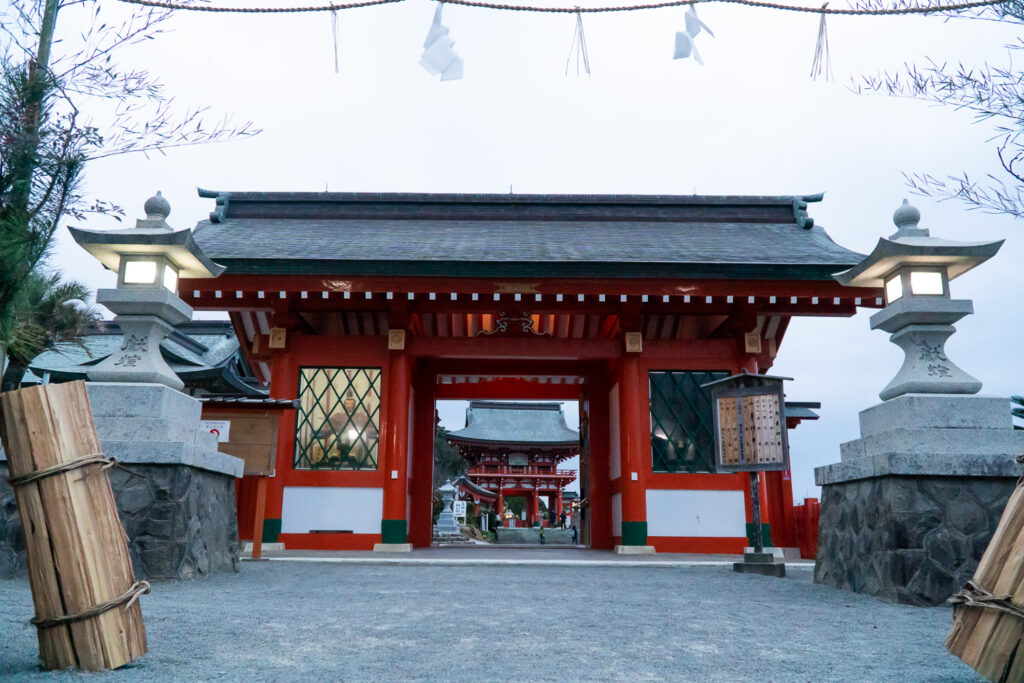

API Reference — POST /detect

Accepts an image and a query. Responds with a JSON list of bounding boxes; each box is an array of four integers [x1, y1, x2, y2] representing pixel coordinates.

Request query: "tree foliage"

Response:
[[854, 0, 1024, 217], [0, 0, 258, 384], [433, 426, 467, 491], [0, 270, 97, 391]]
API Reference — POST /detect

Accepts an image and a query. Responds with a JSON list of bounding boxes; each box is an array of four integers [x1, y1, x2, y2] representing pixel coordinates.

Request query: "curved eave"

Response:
[[447, 436, 580, 449], [68, 226, 226, 279], [207, 258, 858, 281], [834, 237, 1003, 288]]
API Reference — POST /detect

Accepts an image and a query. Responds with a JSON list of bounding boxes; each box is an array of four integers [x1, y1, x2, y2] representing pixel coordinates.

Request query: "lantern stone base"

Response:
[[733, 552, 786, 577], [373, 543, 413, 552], [613, 545, 657, 555], [814, 394, 1024, 606], [0, 382, 243, 580]]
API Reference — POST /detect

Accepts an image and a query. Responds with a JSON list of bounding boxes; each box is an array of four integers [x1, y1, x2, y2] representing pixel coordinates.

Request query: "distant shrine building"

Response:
[[447, 401, 580, 527], [181, 191, 877, 552]]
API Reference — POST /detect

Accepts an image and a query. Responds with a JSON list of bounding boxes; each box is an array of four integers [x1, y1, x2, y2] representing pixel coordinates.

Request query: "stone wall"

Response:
[[0, 464, 26, 579], [814, 475, 1016, 606], [0, 462, 239, 580]]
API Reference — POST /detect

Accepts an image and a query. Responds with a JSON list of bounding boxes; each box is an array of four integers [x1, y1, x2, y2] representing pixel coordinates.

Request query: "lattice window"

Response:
[[295, 367, 381, 470], [649, 370, 730, 473]]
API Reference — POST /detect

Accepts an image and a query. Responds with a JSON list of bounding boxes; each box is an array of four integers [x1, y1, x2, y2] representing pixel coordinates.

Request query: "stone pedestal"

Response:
[[0, 383, 243, 580], [733, 552, 786, 577], [814, 394, 1024, 606], [87, 288, 192, 391]]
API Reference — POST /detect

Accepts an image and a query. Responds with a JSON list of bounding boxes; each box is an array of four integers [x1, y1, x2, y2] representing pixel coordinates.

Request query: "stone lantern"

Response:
[[69, 192, 224, 390], [435, 479, 462, 536], [815, 200, 1024, 606], [63, 192, 242, 581], [834, 199, 1001, 400]]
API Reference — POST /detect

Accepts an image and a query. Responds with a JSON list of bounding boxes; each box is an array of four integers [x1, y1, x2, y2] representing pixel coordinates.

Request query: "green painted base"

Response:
[[746, 522, 771, 548], [381, 519, 408, 544], [621, 521, 648, 546], [262, 518, 282, 543]]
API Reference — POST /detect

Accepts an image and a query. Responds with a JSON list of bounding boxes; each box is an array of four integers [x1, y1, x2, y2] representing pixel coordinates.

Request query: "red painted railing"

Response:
[[468, 465, 577, 478], [793, 497, 820, 560]]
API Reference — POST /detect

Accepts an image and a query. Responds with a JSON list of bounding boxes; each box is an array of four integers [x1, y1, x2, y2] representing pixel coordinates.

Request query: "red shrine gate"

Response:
[[182, 190, 881, 553], [446, 401, 580, 529]]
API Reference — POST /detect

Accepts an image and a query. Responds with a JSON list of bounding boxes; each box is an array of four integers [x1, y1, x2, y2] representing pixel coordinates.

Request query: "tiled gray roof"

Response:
[[28, 321, 264, 397], [447, 401, 580, 445], [191, 191, 864, 280]]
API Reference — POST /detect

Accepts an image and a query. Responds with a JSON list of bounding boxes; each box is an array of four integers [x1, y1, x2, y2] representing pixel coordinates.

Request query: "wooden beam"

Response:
[[251, 476, 268, 560]]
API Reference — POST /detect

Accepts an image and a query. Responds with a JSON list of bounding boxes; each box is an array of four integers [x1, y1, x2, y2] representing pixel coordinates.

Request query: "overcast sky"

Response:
[[46, 0, 1022, 501]]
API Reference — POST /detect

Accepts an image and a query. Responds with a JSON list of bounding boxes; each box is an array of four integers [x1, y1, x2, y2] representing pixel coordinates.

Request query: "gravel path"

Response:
[[0, 562, 983, 681]]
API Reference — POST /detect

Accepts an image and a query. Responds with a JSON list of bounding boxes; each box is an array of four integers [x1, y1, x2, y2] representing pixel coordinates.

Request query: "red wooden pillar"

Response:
[[250, 477, 268, 559], [766, 470, 797, 548], [556, 490, 563, 526], [381, 352, 411, 545], [409, 366, 436, 548], [587, 370, 613, 549], [618, 356, 649, 547], [262, 348, 296, 550], [497, 490, 504, 526], [530, 490, 539, 525]]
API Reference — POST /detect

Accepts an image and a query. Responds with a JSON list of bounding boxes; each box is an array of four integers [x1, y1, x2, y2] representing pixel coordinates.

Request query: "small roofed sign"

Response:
[[201, 419, 231, 443], [452, 501, 467, 519], [202, 410, 279, 476], [703, 372, 791, 473]]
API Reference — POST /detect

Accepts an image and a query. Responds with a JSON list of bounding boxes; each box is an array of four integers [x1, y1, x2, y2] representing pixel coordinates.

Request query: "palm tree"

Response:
[[0, 269, 97, 392]]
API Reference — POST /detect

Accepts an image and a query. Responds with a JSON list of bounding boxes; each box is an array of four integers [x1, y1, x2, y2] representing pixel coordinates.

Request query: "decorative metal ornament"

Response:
[[420, 4, 464, 81]]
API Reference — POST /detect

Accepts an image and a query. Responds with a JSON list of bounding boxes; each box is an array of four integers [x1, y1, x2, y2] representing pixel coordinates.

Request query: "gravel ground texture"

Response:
[[0, 561, 983, 682]]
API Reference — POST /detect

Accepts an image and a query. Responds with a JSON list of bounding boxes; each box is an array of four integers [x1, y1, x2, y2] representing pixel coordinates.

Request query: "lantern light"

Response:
[[884, 274, 903, 303], [910, 270, 943, 296], [123, 259, 158, 285], [162, 263, 179, 292]]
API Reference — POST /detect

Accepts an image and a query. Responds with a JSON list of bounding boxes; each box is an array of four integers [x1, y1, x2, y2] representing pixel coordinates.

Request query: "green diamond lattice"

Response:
[[294, 367, 381, 470], [649, 370, 729, 473]]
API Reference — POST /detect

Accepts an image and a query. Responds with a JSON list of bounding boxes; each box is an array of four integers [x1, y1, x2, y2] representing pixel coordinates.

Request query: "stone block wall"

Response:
[[814, 475, 1016, 606], [0, 465, 26, 579], [0, 462, 239, 580]]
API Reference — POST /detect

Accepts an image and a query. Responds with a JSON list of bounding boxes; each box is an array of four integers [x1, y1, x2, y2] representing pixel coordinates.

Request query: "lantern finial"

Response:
[[890, 199, 928, 239], [143, 191, 171, 221]]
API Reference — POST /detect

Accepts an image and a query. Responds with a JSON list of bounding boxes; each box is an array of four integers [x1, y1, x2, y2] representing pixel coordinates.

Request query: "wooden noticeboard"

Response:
[[706, 374, 790, 473], [201, 410, 279, 476]]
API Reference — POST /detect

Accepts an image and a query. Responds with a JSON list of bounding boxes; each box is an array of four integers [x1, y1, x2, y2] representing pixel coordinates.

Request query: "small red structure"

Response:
[[794, 497, 820, 559], [447, 401, 579, 527]]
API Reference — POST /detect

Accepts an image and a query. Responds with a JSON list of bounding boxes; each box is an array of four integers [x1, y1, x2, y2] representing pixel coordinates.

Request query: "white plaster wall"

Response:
[[612, 492, 622, 537], [609, 383, 621, 481], [281, 486, 384, 534], [646, 489, 746, 538]]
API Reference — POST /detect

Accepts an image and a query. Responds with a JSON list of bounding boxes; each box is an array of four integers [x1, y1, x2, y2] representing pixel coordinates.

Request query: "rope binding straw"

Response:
[[949, 580, 1024, 622], [7, 454, 115, 488], [31, 581, 152, 630]]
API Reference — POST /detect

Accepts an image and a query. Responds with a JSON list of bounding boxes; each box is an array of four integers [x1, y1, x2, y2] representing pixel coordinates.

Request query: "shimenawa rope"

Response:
[[116, 0, 1010, 15]]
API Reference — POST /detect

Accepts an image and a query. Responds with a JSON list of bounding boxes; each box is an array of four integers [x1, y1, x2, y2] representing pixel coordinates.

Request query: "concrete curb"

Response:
[[245, 556, 817, 569]]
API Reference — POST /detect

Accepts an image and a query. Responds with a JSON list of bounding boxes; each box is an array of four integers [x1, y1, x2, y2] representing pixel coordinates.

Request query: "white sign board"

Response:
[[452, 501, 467, 519], [200, 419, 231, 443]]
